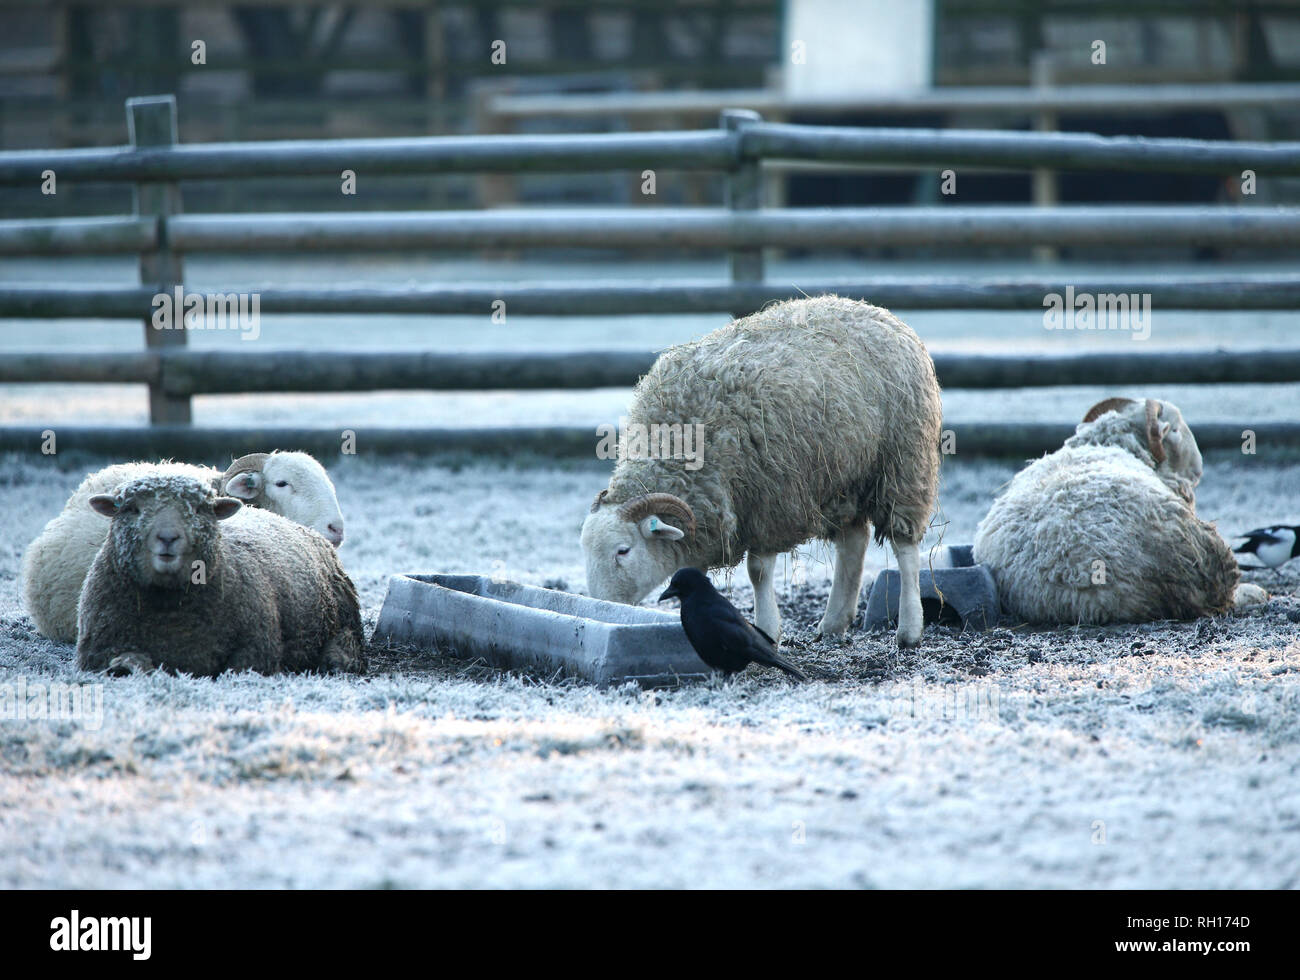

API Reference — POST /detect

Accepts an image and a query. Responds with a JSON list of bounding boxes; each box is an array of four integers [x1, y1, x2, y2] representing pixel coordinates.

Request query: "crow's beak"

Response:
[[658, 586, 679, 602]]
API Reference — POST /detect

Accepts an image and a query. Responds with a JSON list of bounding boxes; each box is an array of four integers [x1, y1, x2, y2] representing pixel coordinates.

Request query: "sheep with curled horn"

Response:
[[21, 450, 345, 643], [582, 295, 943, 649], [972, 396, 1263, 625], [76, 474, 364, 677]]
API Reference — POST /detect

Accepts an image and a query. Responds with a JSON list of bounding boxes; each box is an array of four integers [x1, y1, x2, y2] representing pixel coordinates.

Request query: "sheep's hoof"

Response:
[[106, 653, 154, 676], [1232, 583, 1269, 609], [895, 621, 924, 648], [814, 618, 850, 640]]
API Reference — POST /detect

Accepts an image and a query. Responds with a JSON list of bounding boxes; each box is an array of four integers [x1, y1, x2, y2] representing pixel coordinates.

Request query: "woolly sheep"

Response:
[[582, 295, 942, 648], [972, 397, 1248, 624], [76, 474, 365, 677], [21, 450, 344, 643]]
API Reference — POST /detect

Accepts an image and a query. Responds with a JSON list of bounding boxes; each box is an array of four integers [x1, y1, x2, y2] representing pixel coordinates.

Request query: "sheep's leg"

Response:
[[817, 525, 869, 638], [746, 551, 781, 643], [322, 631, 367, 674], [893, 538, 924, 648], [1233, 582, 1269, 608], [106, 652, 155, 676], [75, 643, 146, 675]]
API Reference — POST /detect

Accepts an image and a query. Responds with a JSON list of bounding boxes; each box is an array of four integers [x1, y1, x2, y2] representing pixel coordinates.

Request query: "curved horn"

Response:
[[589, 488, 610, 513], [1144, 398, 1167, 464], [222, 452, 271, 482], [617, 493, 696, 537], [1082, 397, 1136, 423]]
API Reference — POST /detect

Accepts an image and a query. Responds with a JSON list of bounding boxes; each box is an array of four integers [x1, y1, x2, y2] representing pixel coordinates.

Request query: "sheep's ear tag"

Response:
[[88, 494, 119, 518], [640, 515, 685, 541], [224, 472, 262, 499]]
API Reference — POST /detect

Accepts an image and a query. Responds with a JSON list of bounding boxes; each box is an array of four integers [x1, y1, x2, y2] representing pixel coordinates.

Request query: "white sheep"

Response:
[[973, 397, 1252, 624], [21, 450, 345, 643], [582, 295, 943, 648], [76, 473, 364, 676]]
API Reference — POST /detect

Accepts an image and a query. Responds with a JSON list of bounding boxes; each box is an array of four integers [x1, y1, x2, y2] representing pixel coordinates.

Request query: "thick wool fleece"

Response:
[[76, 477, 364, 677], [973, 444, 1238, 625], [22, 461, 221, 643], [1062, 411, 1199, 504], [604, 295, 942, 570]]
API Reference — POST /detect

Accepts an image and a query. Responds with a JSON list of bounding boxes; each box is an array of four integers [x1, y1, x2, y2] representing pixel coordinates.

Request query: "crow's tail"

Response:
[[771, 654, 810, 683]]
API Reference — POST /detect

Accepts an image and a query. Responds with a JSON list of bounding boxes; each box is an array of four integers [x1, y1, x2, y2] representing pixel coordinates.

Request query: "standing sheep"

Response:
[[21, 450, 345, 643], [582, 295, 942, 648], [76, 474, 365, 677], [972, 397, 1246, 624]]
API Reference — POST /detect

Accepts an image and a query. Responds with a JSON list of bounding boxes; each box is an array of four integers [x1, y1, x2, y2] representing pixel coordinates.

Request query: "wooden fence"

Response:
[[1, 95, 1299, 458]]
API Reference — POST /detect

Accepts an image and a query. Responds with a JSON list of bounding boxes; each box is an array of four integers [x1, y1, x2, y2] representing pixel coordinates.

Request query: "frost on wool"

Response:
[[582, 294, 943, 648], [21, 451, 343, 644], [973, 398, 1237, 625], [76, 474, 365, 678]]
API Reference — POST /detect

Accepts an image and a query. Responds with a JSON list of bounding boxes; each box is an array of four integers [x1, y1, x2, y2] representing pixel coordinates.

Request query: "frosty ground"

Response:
[[2, 448, 1298, 889]]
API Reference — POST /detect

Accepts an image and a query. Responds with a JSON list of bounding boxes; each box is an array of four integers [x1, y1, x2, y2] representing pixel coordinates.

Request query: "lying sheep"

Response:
[[21, 450, 344, 643], [220, 452, 346, 547], [76, 474, 365, 677], [973, 397, 1246, 624], [582, 295, 943, 648]]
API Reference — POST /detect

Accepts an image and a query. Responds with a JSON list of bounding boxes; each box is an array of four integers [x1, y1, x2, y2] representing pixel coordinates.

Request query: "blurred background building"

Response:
[[2, 0, 1298, 216]]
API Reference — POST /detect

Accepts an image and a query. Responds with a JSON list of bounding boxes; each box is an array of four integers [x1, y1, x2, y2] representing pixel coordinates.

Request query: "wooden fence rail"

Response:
[[7, 206, 1300, 255], [4, 348, 1300, 395], [0, 131, 737, 184], [6, 121, 1300, 184], [484, 82, 1300, 123], [4, 275, 1300, 318]]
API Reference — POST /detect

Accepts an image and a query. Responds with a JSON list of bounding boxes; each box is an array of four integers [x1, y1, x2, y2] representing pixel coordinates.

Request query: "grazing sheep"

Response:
[[21, 450, 344, 643], [76, 474, 365, 677], [582, 295, 942, 648], [972, 397, 1244, 624]]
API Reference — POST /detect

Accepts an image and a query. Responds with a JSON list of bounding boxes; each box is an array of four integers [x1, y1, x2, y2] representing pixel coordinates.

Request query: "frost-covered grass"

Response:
[[2, 449, 1299, 888]]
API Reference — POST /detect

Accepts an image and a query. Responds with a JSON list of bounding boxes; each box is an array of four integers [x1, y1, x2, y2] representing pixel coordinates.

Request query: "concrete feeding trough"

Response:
[[864, 544, 1001, 632], [373, 573, 710, 688]]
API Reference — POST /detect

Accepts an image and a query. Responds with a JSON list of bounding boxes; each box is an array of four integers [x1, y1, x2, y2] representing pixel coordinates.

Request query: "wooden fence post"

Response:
[[722, 109, 763, 320], [128, 95, 190, 424]]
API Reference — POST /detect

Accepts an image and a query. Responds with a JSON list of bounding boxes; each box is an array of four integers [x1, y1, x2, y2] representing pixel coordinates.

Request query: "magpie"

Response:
[[658, 567, 808, 682], [1233, 525, 1300, 571]]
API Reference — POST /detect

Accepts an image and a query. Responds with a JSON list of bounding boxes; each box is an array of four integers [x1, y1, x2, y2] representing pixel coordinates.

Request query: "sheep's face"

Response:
[[581, 506, 686, 605], [223, 452, 345, 546], [89, 477, 241, 588], [1150, 400, 1203, 486], [1078, 397, 1203, 489]]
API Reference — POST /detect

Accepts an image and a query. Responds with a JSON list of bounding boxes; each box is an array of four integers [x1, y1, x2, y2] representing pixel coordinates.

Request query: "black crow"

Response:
[[658, 567, 808, 682], [1234, 525, 1300, 571]]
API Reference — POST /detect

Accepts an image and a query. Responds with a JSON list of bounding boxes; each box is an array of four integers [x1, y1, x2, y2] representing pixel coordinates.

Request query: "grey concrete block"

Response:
[[946, 544, 976, 568], [865, 552, 999, 631], [373, 573, 709, 688]]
